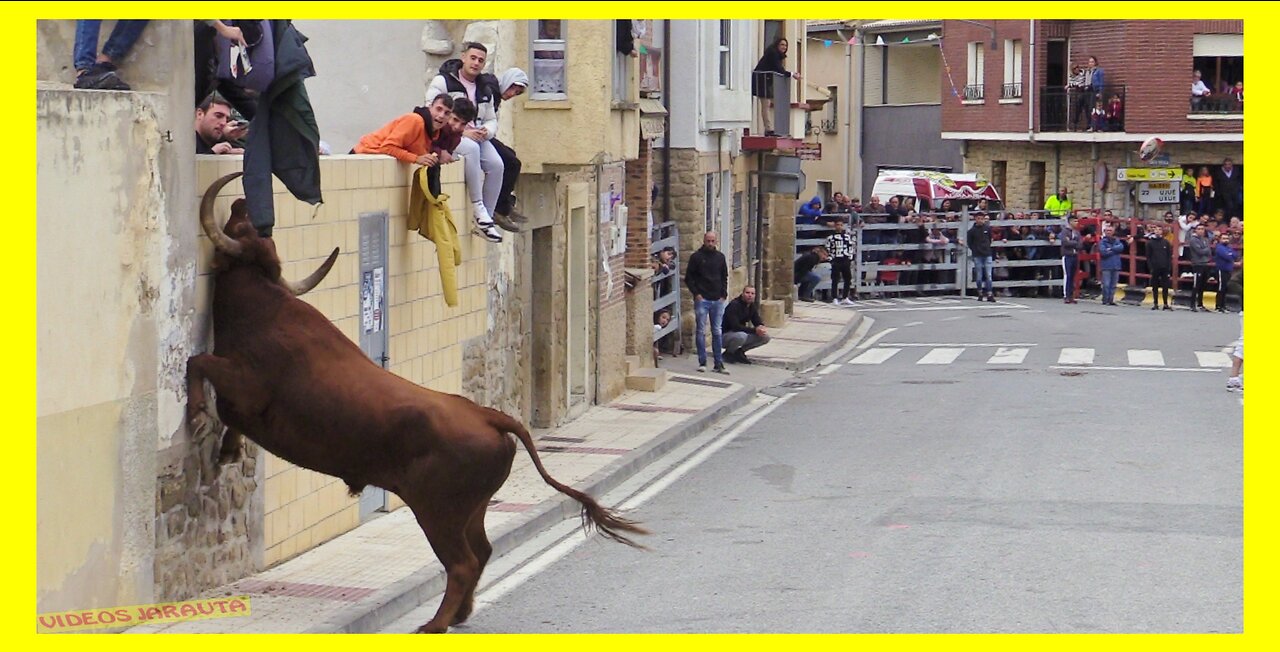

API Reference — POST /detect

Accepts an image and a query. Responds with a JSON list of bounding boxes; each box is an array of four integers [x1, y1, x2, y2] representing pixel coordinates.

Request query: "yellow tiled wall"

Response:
[[196, 154, 491, 566]]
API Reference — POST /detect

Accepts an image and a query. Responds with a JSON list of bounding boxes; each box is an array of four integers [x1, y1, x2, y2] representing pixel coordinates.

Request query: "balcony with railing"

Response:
[[744, 71, 806, 151], [1190, 93, 1243, 115], [1001, 82, 1022, 100], [1039, 84, 1126, 132], [962, 84, 984, 102]]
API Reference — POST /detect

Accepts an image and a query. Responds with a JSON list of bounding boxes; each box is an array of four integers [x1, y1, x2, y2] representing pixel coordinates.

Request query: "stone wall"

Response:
[[763, 193, 798, 308], [668, 149, 707, 348]]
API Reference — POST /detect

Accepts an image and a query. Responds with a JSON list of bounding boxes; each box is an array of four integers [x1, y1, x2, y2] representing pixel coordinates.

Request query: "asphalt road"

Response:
[[390, 296, 1243, 634]]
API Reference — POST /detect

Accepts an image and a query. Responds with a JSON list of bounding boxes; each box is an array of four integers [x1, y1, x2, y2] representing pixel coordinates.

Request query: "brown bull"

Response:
[[187, 173, 647, 633]]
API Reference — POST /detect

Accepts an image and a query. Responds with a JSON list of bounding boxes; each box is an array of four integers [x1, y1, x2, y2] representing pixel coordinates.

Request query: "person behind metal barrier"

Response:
[[1213, 232, 1239, 313], [722, 286, 770, 365]]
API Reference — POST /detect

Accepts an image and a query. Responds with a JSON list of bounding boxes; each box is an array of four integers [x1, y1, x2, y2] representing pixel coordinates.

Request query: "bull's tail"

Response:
[[489, 410, 649, 549]]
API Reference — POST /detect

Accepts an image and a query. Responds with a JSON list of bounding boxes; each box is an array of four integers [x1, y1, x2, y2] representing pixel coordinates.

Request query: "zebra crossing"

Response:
[[847, 344, 1231, 371]]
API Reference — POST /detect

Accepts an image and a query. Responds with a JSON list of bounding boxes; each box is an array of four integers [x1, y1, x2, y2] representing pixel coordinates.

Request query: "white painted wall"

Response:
[[666, 20, 754, 153]]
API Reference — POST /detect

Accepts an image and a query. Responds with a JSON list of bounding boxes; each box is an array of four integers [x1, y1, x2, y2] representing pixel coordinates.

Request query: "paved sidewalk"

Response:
[[128, 303, 864, 634]]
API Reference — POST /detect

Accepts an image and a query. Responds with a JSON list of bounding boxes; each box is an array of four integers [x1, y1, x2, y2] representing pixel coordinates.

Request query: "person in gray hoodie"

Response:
[[1186, 224, 1214, 312], [1059, 215, 1083, 303], [490, 68, 529, 230]]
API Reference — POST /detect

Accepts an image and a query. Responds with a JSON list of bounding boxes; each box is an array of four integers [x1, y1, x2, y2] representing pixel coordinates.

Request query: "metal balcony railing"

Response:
[[1002, 82, 1022, 100], [1190, 93, 1243, 115], [1039, 84, 1126, 132], [751, 70, 792, 137], [962, 84, 984, 101]]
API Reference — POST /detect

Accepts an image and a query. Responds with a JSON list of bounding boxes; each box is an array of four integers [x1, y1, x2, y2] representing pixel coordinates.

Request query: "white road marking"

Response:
[[904, 321, 925, 327], [917, 348, 965, 365], [878, 343, 1038, 348], [818, 364, 841, 375], [849, 348, 902, 364], [987, 347, 1029, 364], [1127, 350, 1165, 367], [854, 327, 896, 351], [471, 393, 798, 618], [942, 316, 966, 322], [1058, 348, 1095, 365], [1051, 365, 1219, 373], [1196, 351, 1232, 368]]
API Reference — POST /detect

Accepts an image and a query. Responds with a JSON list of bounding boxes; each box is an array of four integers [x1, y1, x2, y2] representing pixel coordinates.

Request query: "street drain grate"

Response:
[[1059, 370, 1087, 377], [978, 313, 1011, 318], [901, 380, 957, 385], [1081, 311, 1112, 316]]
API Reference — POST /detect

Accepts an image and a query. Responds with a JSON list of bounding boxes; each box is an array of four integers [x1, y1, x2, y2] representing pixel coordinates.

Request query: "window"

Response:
[[718, 20, 732, 87], [991, 161, 1007, 201], [531, 20, 567, 100], [823, 85, 839, 133], [704, 174, 717, 233], [965, 42, 985, 101], [1028, 161, 1046, 210], [732, 191, 744, 268], [1002, 39, 1022, 100], [1191, 34, 1242, 113], [613, 20, 634, 103]]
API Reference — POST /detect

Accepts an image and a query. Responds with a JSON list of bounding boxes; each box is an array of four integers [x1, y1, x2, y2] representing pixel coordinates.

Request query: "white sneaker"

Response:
[[697, 365, 707, 373], [472, 200, 492, 224], [1226, 377, 1243, 392], [473, 222, 503, 243]]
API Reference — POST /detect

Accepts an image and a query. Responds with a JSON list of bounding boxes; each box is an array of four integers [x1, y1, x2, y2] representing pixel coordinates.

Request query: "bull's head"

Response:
[[200, 172, 338, 296]]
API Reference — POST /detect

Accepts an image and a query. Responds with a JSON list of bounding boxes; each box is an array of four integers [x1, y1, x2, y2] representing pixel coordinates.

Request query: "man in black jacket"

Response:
[[966, 212, 995, 302], [794, 246, 830, 302], [722, 286, 771, 364], [684, 232, 730, 374], [1144, 222, 1174, 310]]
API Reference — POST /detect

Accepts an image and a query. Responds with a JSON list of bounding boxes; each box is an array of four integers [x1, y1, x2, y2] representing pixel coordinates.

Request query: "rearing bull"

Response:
[[187, 173, 647, 633]]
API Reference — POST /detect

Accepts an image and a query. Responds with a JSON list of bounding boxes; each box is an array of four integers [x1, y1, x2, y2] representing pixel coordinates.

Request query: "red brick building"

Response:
[[939, 19, 1243, 217]]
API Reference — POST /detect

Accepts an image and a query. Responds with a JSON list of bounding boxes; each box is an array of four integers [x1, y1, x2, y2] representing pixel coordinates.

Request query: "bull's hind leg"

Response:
[[406, 491, 488, 633], [451, 500, 497, 626]]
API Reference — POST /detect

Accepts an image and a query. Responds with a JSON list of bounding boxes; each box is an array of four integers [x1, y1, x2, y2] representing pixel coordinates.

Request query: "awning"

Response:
[[639, 98, 667, 140]]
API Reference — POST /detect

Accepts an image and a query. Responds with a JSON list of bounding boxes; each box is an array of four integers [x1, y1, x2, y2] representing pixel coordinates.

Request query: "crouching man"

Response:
[[722, 286, 770, 364]]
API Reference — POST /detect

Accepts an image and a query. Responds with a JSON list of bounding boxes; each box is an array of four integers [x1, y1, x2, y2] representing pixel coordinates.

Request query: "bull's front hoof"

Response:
[[217, 443, 243, 466], [414, 623, 448, 634], [189, 410, 221, 440]]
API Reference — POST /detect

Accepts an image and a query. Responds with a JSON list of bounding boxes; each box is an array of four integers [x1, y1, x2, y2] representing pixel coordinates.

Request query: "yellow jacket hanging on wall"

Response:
[[407, 166, 461, 307]]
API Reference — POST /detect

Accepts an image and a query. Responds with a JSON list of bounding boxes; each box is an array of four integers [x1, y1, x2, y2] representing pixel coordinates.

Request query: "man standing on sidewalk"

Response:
[[722, 286, 771, 365], [684, 232, 729, 374]]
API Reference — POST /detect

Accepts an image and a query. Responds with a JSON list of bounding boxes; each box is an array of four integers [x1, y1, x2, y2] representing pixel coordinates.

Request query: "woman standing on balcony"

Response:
[[752, 37, 800, 136]]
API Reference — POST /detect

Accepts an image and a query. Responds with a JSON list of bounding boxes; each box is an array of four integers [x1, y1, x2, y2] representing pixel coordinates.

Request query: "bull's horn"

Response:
[[200, 172, 245, 256], [285, 247, 340, 296]]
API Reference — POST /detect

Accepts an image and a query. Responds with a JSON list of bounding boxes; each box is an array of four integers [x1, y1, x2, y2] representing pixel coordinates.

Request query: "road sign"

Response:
[[1117, 167, 1180, 182], [1138, 181, 1179, 204], [795, 143, 822, 161]]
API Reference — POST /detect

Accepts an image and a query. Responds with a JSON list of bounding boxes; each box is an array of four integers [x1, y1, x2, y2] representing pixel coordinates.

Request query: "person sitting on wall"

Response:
[[722, 286, 770, 365], [352, 94, 454, 167]]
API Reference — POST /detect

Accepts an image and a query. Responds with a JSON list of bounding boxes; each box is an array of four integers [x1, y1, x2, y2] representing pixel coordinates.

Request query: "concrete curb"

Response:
[[320, 381, 760, 634], [754, 311, 864, 372]]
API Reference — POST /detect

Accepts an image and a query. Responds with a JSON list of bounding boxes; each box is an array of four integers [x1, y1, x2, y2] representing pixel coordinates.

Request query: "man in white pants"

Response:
[[427, 42, 505, 243]]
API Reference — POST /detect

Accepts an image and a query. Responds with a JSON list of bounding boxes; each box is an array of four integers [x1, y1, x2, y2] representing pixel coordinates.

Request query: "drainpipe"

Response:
[[662, 20, 671, 226], [838, 28, 852, 200], [852, 26, 866, 198], [1028, 20, 1035, 139]]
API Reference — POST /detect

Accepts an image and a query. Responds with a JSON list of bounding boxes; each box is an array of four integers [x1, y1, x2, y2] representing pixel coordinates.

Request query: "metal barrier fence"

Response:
[[651, 220, 682, 353], [796, 210, 1070, 299], [796, 209, 1245, 301]]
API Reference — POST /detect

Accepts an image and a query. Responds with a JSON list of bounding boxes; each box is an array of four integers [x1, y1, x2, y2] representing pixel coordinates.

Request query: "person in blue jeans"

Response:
[[73, 20, 149, 90], [683, 231, 730, 374], [1097, 224, 1131, 305], [966, 212, 995, 301]]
